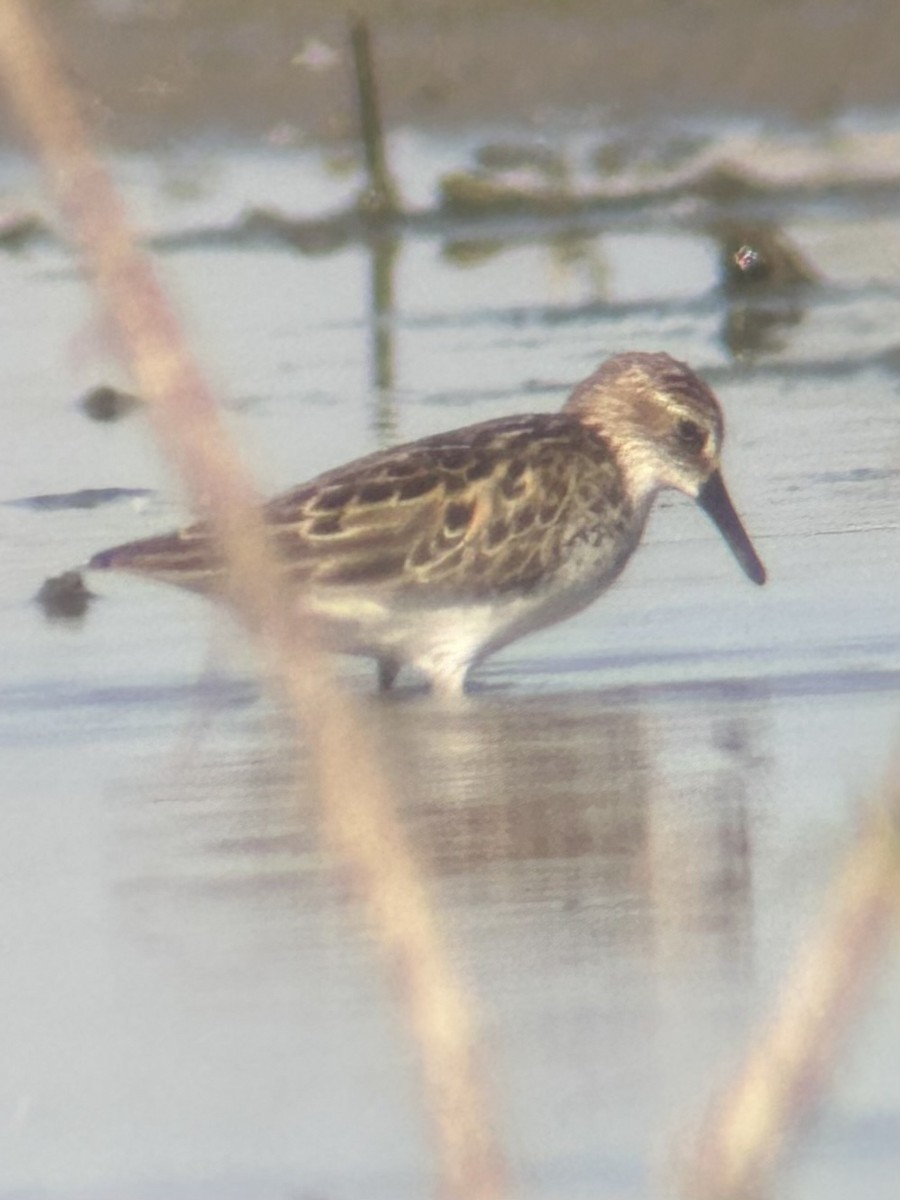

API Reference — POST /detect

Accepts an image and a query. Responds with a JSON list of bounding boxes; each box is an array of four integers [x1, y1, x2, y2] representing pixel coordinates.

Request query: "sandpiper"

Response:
[[89, 351, 766, 695]]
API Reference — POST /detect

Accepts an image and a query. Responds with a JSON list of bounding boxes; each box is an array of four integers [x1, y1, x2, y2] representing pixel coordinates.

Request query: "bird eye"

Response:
[[675, 418, 705, 452]]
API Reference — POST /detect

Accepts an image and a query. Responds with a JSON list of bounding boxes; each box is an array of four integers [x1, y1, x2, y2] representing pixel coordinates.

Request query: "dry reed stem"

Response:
[[679, 793, 900, 1199], [0, 3, 508, 1196]]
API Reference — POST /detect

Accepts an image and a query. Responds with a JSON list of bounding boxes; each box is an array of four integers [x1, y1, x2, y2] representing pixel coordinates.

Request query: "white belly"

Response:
[[296, 526, 642, 695]]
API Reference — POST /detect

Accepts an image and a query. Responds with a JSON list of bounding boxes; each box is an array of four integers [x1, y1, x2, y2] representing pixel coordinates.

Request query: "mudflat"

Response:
[[6, 0, 900, 146]]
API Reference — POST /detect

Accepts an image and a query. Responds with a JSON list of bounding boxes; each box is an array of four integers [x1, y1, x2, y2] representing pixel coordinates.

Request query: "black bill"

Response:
[[697, 471, 767, 585]]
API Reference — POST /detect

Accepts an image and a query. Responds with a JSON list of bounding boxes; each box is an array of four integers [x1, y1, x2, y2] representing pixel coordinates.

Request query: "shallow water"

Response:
[[1, 110, 900, 1198]]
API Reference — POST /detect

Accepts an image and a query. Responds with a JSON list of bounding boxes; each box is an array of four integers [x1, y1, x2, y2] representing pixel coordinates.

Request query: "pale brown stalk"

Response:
[[0, 3, 507, 1195], [679, 791, 900, 1199]]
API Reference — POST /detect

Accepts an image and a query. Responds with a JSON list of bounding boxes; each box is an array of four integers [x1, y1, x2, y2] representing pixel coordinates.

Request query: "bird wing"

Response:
[[91, 414, 622, 599], [266, 413, 619, 598]]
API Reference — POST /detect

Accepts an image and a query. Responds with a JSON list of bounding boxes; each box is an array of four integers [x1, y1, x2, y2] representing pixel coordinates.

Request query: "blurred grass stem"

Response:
[[0, 3, 507, 1196], [679, 792, 900, 1199]]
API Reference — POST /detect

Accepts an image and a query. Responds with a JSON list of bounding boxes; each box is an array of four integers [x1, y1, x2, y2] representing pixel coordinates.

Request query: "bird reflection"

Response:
[[113, 688, 768, 979], [380, 695, 650, 884], [370, 690, 764, 960]]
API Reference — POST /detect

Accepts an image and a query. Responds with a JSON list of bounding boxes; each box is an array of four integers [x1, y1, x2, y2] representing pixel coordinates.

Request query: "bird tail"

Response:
[[88, 529, 219, 593]]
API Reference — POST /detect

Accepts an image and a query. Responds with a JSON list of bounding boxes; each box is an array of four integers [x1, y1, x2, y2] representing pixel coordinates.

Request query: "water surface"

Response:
[[1, 111, 899, 1197]]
